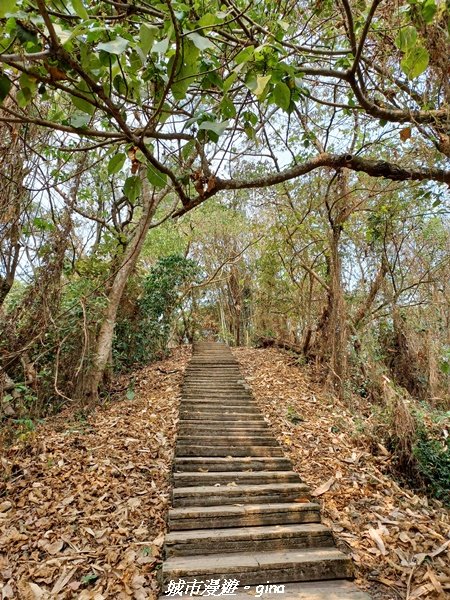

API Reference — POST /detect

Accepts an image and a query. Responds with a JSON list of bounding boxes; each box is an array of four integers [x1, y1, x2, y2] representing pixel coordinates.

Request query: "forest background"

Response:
[[0, 0, 449, 505]]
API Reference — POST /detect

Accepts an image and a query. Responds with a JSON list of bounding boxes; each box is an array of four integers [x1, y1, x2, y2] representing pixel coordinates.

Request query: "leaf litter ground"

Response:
[[0, 347, 191, 600], [233, 348, 449, 600], [1, 345, 449, 599]]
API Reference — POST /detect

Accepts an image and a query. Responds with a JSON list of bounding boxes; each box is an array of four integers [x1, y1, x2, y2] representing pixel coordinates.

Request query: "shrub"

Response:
[[114, 255, 198, 370], [414, 432, 450, 504]]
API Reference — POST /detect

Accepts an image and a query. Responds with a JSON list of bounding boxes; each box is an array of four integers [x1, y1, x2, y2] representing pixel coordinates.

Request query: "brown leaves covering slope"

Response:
[[234, 348, 450, 600], [0, 347, 190, 600]]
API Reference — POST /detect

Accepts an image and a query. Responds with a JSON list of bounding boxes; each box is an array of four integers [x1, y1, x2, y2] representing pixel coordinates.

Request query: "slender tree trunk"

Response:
[[325, 225, 348, 396], [84, 178, 166, 401]]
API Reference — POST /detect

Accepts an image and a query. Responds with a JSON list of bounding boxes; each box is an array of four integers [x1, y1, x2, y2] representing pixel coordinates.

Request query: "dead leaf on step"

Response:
[[311, 476, 336, 496], [294, 496, 310, 503]]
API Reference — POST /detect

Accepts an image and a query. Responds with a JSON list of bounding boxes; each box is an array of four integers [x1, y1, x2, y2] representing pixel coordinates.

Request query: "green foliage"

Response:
[[114, 255, 198, 369], [414, 432, 450, 504]]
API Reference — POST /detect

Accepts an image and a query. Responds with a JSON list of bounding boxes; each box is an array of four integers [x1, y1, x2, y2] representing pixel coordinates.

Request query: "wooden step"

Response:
[[175, 444, 284, 457], [176, 436, 279, 446], [164, 523, 333, 556], [180, 399, 254, 406], [178, 424, 269, 433], [169, 502, 321, 530], [174, 457, 293, 472], [178, 427, 277, 445], [179, 409, 261, 417], [178, 414, 263, 422], [179, 418, 268, 426], [180, 405, 258, 412], [159, 581, 370, 599], [172, 483, 310, 507], [181, 395, 252, 401], [183, 381, 246, 385], [160, 342, 366, 598], [162, 547, 353, 587], [173, 470, 301, 487]]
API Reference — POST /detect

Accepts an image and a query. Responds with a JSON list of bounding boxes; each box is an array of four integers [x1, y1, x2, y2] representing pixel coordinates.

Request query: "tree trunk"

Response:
[[325, 225, 348, 397], [84, 178, 165, 401]]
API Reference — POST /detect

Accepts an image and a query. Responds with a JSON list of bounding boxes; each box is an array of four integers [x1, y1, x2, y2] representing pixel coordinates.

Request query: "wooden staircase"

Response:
[[159, 342, 370, 599]]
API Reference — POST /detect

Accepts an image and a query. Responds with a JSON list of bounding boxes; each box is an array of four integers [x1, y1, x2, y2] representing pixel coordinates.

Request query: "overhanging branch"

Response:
[[173, 152, 450, 217]]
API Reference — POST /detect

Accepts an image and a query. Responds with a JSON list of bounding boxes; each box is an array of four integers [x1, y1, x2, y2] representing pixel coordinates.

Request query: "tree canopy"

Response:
[[0, 0, 449, 404], [0, 0, 449, 214]]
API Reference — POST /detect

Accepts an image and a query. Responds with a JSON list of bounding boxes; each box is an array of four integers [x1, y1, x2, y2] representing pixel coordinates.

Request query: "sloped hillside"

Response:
[[234, 348, 450, 600]]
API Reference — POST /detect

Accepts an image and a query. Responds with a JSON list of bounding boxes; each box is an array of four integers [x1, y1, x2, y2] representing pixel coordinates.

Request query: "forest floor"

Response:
[[0, 345, 449, 600]]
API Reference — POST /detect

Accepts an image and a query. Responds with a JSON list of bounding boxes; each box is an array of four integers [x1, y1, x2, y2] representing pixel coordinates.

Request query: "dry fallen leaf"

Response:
[[311, 476, 336, 497], [368, 527, 387, 556], [43, 540, 64, 555]]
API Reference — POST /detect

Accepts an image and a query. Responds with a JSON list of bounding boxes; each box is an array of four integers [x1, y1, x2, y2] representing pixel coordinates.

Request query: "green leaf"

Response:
[[219, 95, 236, 119], [16, 89, 29, 108], [33, 217, 55, 231], [401, 45, 429, 79], [17, 73, 37, 107], [152, 37, 169, 54], [170, 39, 199, 99], [253, 74, 271, 97], [139, 24, 156, 55], [70, 112, 90, 128], [187, 32, 214, 50], [108, 152, 126, 175], [182, 140, 196, 160], [395, 26, 417, 52], [97, 36, 129, 54], [235, 45, 254, 65], [198, 120, 230, 136], [223, 72, 237, 92], [273, 81, 291, 111], [147, 163, 167, 189], [0, 73, 12, 102], [421, 0, 437, 23], [81, 573, 99, 585], [124, 175, 142, 202], [72, 0, 88, 19], [0, 0, 16, 18], [198, 13, 220, 27], [126, 389, 135, 400], [71, 94, 94, 115], [16, 22, 38, 45]]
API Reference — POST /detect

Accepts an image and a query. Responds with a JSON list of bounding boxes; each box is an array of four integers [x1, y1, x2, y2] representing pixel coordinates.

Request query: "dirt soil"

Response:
[[233, 347, 450, 600]]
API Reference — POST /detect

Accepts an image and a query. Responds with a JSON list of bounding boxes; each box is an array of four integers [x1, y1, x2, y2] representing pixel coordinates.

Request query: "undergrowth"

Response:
[[363, 384, 450, 505], [414, 430, 450, 503]]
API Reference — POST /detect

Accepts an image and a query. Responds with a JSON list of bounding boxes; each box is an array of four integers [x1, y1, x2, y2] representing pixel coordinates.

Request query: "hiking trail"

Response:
[[160, 341, 370, 599]]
